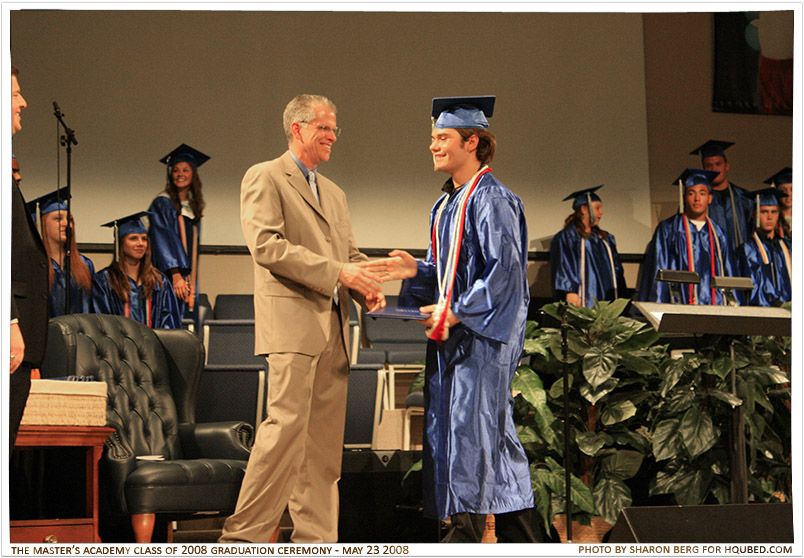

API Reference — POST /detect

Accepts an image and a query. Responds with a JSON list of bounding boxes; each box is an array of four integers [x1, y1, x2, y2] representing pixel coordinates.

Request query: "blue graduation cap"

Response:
[[26, 186, 71, 223], [159, 143, 210, 169], [562, 185, 604, 210], [101, 211, 151, 261], [763, 167, 792, 187], [689, 140, 734, 161], [752, 187, 786, 212], [673, 169, 719, 214], [431, 96, 495, 129]]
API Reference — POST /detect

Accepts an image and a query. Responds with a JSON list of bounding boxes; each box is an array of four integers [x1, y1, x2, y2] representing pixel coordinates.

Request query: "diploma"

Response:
[[367, 306, 431, 321]]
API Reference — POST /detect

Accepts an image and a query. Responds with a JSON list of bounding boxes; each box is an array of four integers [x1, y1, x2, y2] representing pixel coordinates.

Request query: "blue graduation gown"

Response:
[[147, 194, 200, 315], [550, 226, 626, 308], [399, 172, 533, 520], [637, 213, 735, 305], [92, 269, 182, 329], [48, 255, 95, 317], [708, 183, 752, 252], [736, 234, 792, 306]]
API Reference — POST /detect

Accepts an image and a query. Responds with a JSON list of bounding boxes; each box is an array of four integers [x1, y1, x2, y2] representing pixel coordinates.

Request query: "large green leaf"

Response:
[[523, 335, 552, 358], [709, 356, 733, 379], [599, 450, 644, 480], [593, 298, 630, 325], [611, 429, 651, 454], [516, 424, 540, 445], [663, 388, 696, 415], [652, 418, 682, 461], [659, 357, 688, 398], [600, 400, 637, 426], [548, 375, 574, 400], [580, 378, 619, 405], [530, 465, 557, 533], [512, 367, 558, 448], [593, 477, 632, 525], [583, 346, 619, 389], [680, 406, 719, 460], [651, 465, 711, 505], [708, 388, 742, 408], [617, 326, 663, 352], [620, 352, 660, 376], [545, 457, 596, 514], [576, 431, 612, 456]]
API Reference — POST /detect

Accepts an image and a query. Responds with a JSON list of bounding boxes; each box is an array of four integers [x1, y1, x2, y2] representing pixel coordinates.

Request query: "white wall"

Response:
[[10, 10, 653, 252]]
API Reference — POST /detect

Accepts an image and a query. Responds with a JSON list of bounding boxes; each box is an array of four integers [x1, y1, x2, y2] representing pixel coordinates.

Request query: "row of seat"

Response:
[[187, 294, 427, 450]]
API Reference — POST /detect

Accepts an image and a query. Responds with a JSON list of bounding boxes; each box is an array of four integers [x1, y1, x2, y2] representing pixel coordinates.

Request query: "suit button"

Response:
[[326, 236, 331, 243]]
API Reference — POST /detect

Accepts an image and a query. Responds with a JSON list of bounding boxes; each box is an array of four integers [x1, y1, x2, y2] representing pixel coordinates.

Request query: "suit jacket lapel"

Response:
[[281, 151, 329, 225]]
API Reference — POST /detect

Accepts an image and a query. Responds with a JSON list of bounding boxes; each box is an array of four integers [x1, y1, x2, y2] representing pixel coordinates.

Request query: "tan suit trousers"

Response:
[[220, 306, 349, 542]]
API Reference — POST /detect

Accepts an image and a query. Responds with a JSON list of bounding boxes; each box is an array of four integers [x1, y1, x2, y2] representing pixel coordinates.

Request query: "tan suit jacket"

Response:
[[240, 150, 365, 358]]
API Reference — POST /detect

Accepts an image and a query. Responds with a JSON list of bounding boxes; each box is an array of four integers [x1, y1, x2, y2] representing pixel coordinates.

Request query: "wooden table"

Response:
[[11, 425, 114, 543]]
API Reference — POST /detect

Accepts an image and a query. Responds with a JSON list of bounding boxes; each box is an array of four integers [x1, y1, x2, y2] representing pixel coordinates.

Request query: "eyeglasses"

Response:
[[299, 121, 342, 137]]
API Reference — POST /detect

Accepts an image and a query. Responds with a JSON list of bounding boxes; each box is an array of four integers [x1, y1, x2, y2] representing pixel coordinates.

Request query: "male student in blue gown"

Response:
[[366, 96, 537, 543], [637, 169, 736, 305], [735, 188, 792, 306], [690, 140, 753, 252]]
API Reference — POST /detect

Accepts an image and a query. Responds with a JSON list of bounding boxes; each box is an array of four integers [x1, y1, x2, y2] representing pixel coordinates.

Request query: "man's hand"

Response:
[[365, 292, 387, 313], [10, 322, 24, 374], [417, 304, 460, 329], [360, 250, 418, 282], [565, 292, 581, 307], [339, 263, 383, 299]]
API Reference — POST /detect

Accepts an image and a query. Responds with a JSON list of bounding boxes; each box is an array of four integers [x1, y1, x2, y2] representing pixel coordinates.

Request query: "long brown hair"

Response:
[[563, 209, 609, 240], [106, 236, 166, 302], [165, 167, 205, 221], [42, 212, 92, 291]]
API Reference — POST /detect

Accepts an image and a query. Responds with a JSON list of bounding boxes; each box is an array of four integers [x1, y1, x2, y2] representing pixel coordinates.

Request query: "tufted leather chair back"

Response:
[[41, 314, 198, 460]]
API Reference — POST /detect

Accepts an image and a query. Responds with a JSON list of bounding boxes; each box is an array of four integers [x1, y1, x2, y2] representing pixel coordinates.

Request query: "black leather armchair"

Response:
[[40, 314, 253, 543]]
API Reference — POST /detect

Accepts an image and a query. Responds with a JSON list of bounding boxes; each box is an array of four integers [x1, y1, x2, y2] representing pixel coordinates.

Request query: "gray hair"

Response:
[[283, 94, 337, 142]]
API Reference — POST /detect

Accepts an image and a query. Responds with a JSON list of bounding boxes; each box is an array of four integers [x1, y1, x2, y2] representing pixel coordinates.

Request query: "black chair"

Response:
[[202, 319, 267, 431], [40, 314, 253, 543], [344, 364, 386, 449], [213, 294, 254, 319]]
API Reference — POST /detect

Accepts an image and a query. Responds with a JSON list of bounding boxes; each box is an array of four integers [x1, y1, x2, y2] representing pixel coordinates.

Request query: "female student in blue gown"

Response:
[[93, 212, 181, 329], [29, 188, 95, 317], [550, 185, 626, 307], [147, 144, 209, 318]]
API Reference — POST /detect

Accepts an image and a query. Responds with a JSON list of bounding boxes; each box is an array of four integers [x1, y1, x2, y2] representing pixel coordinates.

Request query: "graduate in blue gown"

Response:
[[148, 143, 209, 319], [736, 188, 792, 306], [690, 140, 753, 252], [27, 188, 95, 317], [93, 212, 181, 329], [550, 185, 626, 307], [763, 167, 792, 239], [637, 169, 736, 305], [365, 96, 536, 543]]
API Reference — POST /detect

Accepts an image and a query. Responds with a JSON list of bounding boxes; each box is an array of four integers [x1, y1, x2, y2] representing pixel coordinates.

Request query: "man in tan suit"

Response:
[[219, 94, 384, 543]]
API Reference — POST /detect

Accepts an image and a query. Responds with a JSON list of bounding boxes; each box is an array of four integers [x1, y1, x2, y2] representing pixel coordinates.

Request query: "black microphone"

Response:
[[53, 101, 61, 114]]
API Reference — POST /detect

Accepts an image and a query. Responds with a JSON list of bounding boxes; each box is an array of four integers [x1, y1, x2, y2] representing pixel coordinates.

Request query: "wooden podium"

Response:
[[11, 425, 114, 543], [633, 302, 791, 503]]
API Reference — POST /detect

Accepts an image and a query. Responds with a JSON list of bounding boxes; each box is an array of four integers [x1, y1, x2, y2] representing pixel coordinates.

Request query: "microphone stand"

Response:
[[53, 102, 78, 315], [558, 301, 572, 542]]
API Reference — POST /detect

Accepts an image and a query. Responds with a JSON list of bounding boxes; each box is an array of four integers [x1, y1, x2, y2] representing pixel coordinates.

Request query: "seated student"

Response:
[[93, 211, 181, 329], [736, 188, 792, 306], [765, 167, 792, 239], [550, 185, 626, 307], [27, 187, 95, 317], [637, 169, 735, 305]]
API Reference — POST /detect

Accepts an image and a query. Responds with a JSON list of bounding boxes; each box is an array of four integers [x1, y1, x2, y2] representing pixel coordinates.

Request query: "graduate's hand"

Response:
[[566, 292, 581, 307], [365, 291, 387, 313], [340, 263, 383, 299], [10, 322, 24, 374], [360, 250, 418, 282], [416, 304, 460, 328], [172, 272, 189, 300]]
